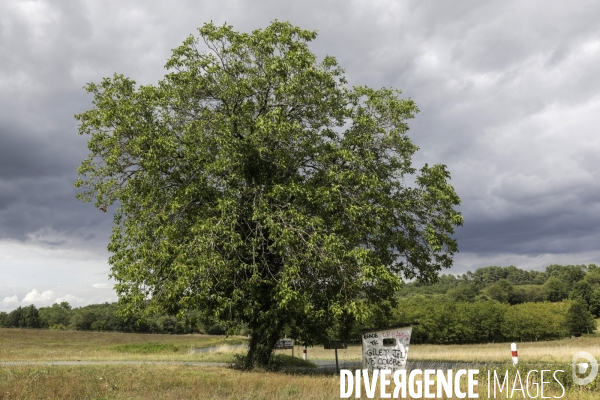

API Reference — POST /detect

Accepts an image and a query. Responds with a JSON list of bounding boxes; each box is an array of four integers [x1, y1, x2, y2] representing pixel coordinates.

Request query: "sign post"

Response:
[[324, 341, 348, 372], [361, 324, 415, 372], [274, 338, 294, 358]]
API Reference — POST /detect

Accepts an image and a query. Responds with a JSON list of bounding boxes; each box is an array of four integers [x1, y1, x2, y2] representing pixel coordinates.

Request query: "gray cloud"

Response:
[[1, 0, 599, 308]]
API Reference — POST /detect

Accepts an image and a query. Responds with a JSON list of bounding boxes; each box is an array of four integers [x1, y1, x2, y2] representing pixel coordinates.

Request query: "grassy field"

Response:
[[0, 328, 247, 362], [1, 328, 600, 399], [0, 364, 597, 399], [0, 365, 336, 400], [281, 337, 600, 364], [2, 328, 599, 364]]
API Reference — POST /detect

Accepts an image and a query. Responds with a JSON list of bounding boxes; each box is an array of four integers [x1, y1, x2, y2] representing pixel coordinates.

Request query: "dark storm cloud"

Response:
[[0, 120, 74, 179], [458, 211, 600, 255], [1, 0, 600, 306], [0, 176, 112, 242]]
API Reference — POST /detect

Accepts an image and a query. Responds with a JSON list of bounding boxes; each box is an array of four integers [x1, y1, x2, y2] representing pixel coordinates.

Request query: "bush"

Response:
[[511, 285, 544, 303], [206, 323, 227, 335], [395, 296, 576, 344], [542, 277, 568, 302], [569, 281, 593, 306], [395, 296, 508, 344], [501, 302, 567, 341], [584, 269, 600, 287], [484, 279, 514, 303], [590, 290, 600, 317], [446, 283, 479, 302], [566, 299, 596, 337], [39, 302, 72, 328]]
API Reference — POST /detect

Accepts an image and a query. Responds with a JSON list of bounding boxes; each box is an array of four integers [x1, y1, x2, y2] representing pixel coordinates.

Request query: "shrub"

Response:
[[566, 299, 597, 337]]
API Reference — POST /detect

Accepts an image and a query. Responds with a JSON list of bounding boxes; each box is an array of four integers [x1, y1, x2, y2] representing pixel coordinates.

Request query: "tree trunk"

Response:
[[236, 212, 285, 369], [242, 318, 283, 369]]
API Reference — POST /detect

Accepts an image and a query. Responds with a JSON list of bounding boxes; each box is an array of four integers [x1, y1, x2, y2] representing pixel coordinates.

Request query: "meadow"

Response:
[[1, 328, 599, 399], [3, 327, 599, 364], [0, 328, 247, 362]]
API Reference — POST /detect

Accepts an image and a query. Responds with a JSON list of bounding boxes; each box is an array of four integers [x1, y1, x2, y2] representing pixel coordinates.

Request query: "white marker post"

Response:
[[303, 345, 307, 361], [511, 343, 518, 365]]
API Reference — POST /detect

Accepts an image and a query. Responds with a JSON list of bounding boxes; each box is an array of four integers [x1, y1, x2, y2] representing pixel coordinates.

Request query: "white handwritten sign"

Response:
[[361, 326, 412, 372]]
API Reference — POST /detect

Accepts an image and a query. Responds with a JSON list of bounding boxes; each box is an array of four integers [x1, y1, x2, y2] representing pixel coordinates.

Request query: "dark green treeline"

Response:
[[394, 263, 599, 343], [1, 264, 598, 342]]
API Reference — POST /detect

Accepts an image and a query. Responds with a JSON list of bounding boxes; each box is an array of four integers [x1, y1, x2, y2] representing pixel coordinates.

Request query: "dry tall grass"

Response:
[[2, 328, 599, 365], [2, 329, 600, 398], [0, 365, 597, 399], [409, 336, 600, 364], [0, 328, 246, 362], [281, 336, 600, 364]]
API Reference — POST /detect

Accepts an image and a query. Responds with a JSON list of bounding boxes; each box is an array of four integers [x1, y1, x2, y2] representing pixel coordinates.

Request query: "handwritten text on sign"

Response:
[[362, 326, 412, 372]]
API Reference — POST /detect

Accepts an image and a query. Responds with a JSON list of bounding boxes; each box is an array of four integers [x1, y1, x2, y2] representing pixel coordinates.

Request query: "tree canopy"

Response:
[[75, 21, 463, 368]]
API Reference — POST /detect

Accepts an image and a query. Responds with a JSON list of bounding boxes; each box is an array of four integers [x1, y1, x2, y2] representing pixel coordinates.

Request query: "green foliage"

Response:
[[152, 316, 181, 334], [546, 264, 586, 286], [542, 277, 568, 302], [3, 305, 41, 329], [471, 266, 547, 287], [396, 275, 461, 297], [272, 354, 317, 368], [484, 279, 514, 304], [569, 280, 593, 306], [584, 269, 600, 287], [66, 304, 128, 332], [390, 264, 600, 344], [74, 21, 463, 368], [1, 302, 203, 334], [398, 264, 598, 306], [446, 283, 479, 302], [501, 302, 568, 341], [511, 284, 544, 303], [566, 299, 597, 337], [205, 323, 227, 335], [395, 296, 507, 344], [590, 290, 600, 317], [111, 343, 179, 354], [39, 302, 72, 328], [394, 295, 598, 344], [232, 353, 316, 371]]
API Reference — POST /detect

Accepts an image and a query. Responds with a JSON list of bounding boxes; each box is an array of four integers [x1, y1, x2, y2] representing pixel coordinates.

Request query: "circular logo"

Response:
[[572, 351, 598, 386]]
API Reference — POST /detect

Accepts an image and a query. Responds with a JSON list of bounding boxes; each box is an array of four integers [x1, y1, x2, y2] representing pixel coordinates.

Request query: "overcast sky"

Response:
[[2, 0, 600, 311]]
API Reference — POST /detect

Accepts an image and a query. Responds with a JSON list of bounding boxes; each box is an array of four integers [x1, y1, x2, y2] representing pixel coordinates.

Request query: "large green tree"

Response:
[[75, 21, 463, 368], [566, 299, 597, 337]]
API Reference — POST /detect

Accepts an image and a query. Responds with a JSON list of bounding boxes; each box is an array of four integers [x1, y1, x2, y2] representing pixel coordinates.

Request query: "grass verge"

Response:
[[273, 354, 317, 368], [110, 342, 180, 354], [1, 364, 598, 399]]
